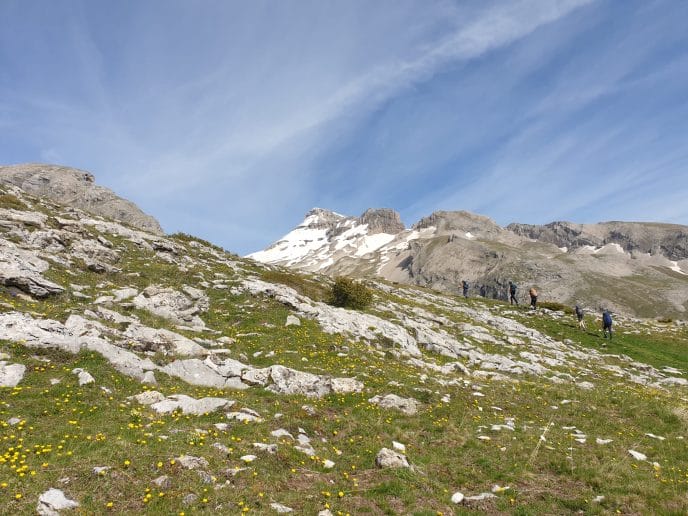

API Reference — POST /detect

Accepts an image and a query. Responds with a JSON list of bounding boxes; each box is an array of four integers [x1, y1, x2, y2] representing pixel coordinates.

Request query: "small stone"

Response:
[[72, 368, 95, 386], [375, 447, 409, 469], [196, 470, 214, 484], [628, 449, 647, 461], [450, 492, 464, 504], [392, 441, 406, 452], [152, 475, 171, 488], [92, 466, 110, 476], [240, 454, 257, 463], [301, 404, 316, 416], [253, 443, 278, 454], [323, 459, 335, 469], [271, 502, 295, 513], [183, 493, 199, 506], [7, 417, 21, 426], [271, 428, 294, 440], [212, 443, 231, 454], [176, 455, 209, 470], [285, 315, 301, 327]]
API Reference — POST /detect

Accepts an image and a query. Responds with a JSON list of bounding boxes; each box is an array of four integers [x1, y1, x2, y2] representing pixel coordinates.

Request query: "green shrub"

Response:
[[329, 276, 373, 310]]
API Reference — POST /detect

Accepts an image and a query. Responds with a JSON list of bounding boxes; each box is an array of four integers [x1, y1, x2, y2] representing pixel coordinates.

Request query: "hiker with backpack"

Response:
[[575, 305, 586, 330], [602, 309, 613, 340], [529, 287, 538, 310], [508, 281, 518, 305], [462, 280, 469, 298]]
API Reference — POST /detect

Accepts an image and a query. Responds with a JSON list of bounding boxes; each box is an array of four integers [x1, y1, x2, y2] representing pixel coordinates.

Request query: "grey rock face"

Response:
[[0, 163, 163, 234], [359, 208, 405, 234], [507, 220, 688, 261]]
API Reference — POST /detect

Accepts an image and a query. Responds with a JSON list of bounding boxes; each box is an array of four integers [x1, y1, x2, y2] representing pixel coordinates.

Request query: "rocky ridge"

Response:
[[0, 163, 163, 234]]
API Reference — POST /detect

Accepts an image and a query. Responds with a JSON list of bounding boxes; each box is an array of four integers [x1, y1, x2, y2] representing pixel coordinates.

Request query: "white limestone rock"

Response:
[[72, 368, 95, 386], [375, 447, 410, 469], [0, 361, 25, 387], [176, 455, 209, 470], [271, 502, 294, 513], [36, 488, 79, 515], [368, 394, 421, 415], [150, 394, 235, 415]]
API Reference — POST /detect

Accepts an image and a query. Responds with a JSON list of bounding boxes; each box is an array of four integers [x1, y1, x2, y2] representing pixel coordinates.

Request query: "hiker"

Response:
[[509, 281, 518, 305], [462, 280, 469, 298], [602, 309, 613, 340], [529, 287, 538, 310], [575, 305, 586, 330]]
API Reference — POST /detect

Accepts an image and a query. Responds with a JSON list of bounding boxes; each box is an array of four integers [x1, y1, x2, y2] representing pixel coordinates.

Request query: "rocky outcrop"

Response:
[[0, 239, 64, 297], [359, 208, 405, 234], [0, 163, 163, 234]]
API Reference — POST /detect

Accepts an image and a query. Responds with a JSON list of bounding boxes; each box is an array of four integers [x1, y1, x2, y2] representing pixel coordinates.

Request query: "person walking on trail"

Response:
[[602, 309, 613, 340], [529, 287, 538, 310], [509, 281, 518, 305], [575, 305, 586, 330], [462, 280, 469, 298]]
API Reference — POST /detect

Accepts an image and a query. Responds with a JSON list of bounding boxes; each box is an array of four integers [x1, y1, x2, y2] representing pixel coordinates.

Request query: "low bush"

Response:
[[329, 276, 373, 309]]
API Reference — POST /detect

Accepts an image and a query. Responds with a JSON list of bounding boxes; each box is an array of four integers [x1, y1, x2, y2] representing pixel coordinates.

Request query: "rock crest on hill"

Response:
[[0, 163, 163, 234]]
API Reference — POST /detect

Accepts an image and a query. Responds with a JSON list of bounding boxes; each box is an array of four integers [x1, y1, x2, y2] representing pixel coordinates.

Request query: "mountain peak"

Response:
[[358, 208, 405, 235]]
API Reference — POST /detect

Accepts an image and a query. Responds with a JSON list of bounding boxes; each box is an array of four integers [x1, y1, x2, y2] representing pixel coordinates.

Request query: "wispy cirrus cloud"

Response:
[[2, 0, 686, 255]]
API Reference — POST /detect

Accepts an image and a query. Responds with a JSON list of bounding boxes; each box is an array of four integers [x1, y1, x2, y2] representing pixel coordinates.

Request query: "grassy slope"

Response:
[[2, 221, 688, 514]]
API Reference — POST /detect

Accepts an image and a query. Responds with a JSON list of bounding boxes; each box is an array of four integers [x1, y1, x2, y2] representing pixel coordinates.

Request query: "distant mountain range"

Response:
[[249, 208, 688, 318]]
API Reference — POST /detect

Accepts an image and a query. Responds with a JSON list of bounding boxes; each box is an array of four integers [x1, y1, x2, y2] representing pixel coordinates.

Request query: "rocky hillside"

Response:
[[2, 178, 688, 514], [0, 163, 163, 234], [250, 208, 688, 319]]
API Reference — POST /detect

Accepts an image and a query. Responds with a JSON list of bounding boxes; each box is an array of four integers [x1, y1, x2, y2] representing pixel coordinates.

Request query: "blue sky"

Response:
[[1, 0, 687, 254]]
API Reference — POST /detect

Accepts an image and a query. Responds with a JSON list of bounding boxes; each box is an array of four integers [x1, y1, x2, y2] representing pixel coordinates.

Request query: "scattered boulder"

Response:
[[72, 368, 95, 386], [149, 394, 235, 415], [132, 285, 208, 329], [36, 488, 79, 515], [368, 394, 421, 415], [176, 455, 209, 470], [285, 315, 301, 327], [271, 502, 294, 513], [0, 361, 25, 387], [375, 447, 410, 469]]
